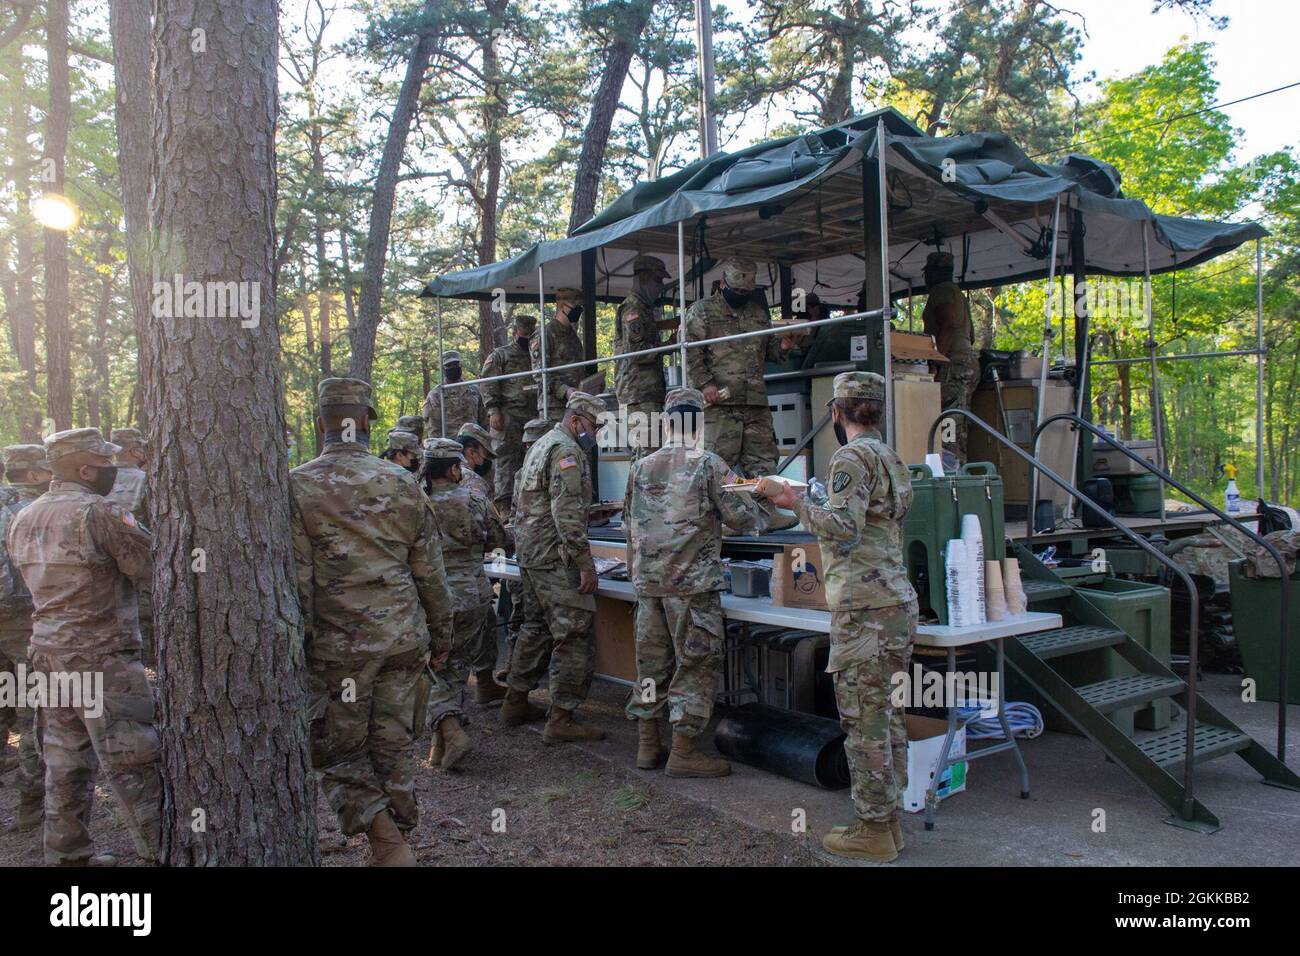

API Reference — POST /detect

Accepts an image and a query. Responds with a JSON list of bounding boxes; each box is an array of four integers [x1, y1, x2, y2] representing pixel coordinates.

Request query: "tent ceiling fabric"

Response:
[[422, 107, 1266, 304]]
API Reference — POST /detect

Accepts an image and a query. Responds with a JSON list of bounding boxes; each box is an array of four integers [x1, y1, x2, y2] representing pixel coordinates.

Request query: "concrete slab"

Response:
[[529, 672, 1300, 866]]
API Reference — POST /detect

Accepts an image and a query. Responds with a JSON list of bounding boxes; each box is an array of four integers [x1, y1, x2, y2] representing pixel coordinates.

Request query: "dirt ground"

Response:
[[0, 695, 822, 868]]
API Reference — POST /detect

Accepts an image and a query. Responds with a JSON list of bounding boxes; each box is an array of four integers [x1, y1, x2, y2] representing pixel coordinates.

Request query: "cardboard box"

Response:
[[902, 713, 968, 812], [771, 542, 829, 611]]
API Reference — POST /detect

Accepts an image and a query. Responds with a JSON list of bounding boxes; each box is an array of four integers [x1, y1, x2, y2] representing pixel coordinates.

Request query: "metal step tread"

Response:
[[1017, 624, 1127, 660], [1137, 722, 1251, 768], [1076, 674, 1186, 713], [1021, 579, 1073, 602]]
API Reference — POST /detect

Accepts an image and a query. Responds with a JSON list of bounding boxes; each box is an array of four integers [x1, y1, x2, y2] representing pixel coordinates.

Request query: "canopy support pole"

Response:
[[581, 248, 598, 367], [1142, 223, 1166, 522], [437, 297, 446, 436], [1256, 238, 1265, 499], [877, 118, 894, 448], [539, 265, 548, 420], [1031, 196, 1062, 519], [1066, 209, 1090, 520], [678, 220, 688, 388]]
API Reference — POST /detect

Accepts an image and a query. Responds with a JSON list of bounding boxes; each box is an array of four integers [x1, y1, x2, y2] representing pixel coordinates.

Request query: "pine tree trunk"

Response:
[[43, 0, 73, 430], [146, 0, 318, 866]]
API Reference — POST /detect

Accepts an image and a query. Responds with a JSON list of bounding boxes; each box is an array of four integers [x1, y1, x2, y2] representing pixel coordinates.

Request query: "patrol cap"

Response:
[[396, 415, 424, 436], [555, 287, 583, 305], [924, 251, 954, 271], [423, 436, 466, 463], [632, 255, 670, 279], [386, 430, 420, 454], [511, 313, 538, 336], [828, 371, 886, 403], [565, 391, 606, 423], [441, 350, 462, 367], [45, 427, 120, 463], [110, 427, 145, 451], [721, 258, 757, 292], [318, 377, 378, 417], [664, 387, 704, 411], [522, 418, 551, 443], [3, 444, 49, 471], [456, 422, 496, 458]]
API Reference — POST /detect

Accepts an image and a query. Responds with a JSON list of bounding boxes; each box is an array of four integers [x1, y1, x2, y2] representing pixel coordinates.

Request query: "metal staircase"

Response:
[[928, 409, 1300, 832]]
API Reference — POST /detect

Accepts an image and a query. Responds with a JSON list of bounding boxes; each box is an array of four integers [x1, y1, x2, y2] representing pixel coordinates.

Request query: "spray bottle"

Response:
[[1224, 463, 1241, 514]]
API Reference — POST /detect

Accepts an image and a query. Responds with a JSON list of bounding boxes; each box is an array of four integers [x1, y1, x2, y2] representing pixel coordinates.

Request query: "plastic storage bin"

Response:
[[1228, 559, 1300, 704]]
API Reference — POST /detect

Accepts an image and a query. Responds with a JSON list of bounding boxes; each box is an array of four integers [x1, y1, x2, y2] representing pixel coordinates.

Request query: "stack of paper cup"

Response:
[[1003, 557, 1027, 615], [925, 453, 945, 479], [985, 560, 1007, 621], [960, 514, 986, 624], [945, 539, 969, 627]]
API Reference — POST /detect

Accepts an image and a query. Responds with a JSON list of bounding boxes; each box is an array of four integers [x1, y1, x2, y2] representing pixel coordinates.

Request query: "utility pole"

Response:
[[695, 0, 719, 158]]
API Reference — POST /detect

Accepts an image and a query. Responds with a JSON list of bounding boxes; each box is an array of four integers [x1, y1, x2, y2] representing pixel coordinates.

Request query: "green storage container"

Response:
[[1113, 473, 1163, 515], [1228, 559, 1300, 704], [903, 461, 1005, 625]]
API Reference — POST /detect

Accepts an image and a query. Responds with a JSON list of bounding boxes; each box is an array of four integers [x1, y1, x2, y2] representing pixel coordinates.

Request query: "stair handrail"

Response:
[[1033, 412, 1290, 762], [927, 409, 1204, 820]]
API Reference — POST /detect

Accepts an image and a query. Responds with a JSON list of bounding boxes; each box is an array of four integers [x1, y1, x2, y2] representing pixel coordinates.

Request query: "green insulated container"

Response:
[[1229, 559, 1300, 704], [904, 461, 1006, 625]]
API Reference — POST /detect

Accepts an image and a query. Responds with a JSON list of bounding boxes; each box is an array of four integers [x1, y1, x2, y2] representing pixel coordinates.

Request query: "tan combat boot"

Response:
[[822, 820, 897, 862], [367, 810, 417, 867], [427, 721, 445, 765], [475, 668, 509, 705], [438, 716, 472, 770], [499, 688, 547, 726], [890, 814, 905, 851], [636, 717, 665, 769], [542, 708, 606, 744], [665, 732, 731, 778]]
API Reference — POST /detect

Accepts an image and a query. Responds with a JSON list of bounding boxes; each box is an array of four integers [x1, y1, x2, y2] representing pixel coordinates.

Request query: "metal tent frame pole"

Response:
[[876, 117, 894, 448], [538, 265, 548, 420], [1030, 196, 1062, 519], [678, 220, 688, 387], [437, 297, 446, 436], [1142, 223, 1166, 521], [1256, 238, 1265, 499]]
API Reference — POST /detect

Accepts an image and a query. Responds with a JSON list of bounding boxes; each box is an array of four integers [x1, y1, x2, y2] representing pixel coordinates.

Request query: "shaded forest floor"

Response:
[[0, 694, 820, 867]]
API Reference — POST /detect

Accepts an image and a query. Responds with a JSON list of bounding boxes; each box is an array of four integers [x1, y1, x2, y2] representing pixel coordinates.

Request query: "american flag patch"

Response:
[[559, 456, 578, 470]]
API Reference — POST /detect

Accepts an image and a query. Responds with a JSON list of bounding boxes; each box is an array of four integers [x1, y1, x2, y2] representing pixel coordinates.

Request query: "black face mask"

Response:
[[575, 430, 597, 453], [567, 305, 584, 324], [87, 465, 118, 497], [444, 365, 463, 383], [722, 287, 752, 309], [516, 337, 530, 350], [474, 460, 492, 477], [404, 460, 419, 474], [833, 420, 848, 447]]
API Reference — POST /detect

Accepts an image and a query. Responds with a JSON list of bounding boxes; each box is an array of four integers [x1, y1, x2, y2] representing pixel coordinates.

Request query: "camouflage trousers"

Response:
[[0, 632, 44, 808], [505, 579, 525, 655], [622, 400, 663, 459], [507, 565, 595, 712], [828, 601, 917, 822], [940, 348, 981, 461], [427, 602, 495, 728], [31, 648, 161, 864], [703, 404, 779, 481], [492, 409, 531, 515], [307, 646, 429, 836], [624, 591, 724, 737]]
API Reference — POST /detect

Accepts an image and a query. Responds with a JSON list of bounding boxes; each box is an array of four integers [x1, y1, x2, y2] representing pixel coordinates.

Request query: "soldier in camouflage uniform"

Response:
[[0, 444, 51, 832], [762, 372, 917, 862], [922, 251, 980, 462], [685, 258, 801, 532], [109, 429, 153, 668], [381, 428, 421, 474], [7, 429, 161, 866], [422, 438, 511, 770], [455, 421, 495, 499], [615, 256, 670, 456], [396, 415, 425, 442], [532, 289, 588, 422], [624, 388, 762, 776], [483, 314, 538, 518], [423, 350, 487, 438], [290, 378, 454, 867], [501, 393, 606, 742], [501, 417, 552, 671]]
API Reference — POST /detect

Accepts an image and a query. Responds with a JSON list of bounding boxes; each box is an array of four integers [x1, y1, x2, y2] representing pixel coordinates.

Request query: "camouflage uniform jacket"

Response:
[[515, 426, 593, 573], [0, 485, 16, 509], [482, 340, 536, 417], [6, 479, 151, 655], [796, 430, 916, 611], [614, 288, 666, 406], [531, 318, 585, 412], [685, 292, 783, 406], [625, 444, 762, 597], [924, 280, 975, 361], [107, 465, 148, 520], [423, 382, 486, 438], [461, 468, 491, 499], [425, 478, 510, 613], [289, 440, 453, 661], [0, 482, 45, 641]]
